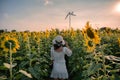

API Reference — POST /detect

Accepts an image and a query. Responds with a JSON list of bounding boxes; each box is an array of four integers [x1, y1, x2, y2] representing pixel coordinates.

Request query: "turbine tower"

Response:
[[65, 11, 76, 29]]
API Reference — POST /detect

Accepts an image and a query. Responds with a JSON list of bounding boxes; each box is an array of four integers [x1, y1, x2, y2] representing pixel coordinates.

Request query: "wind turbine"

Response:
[[65, 11, 76, 29]]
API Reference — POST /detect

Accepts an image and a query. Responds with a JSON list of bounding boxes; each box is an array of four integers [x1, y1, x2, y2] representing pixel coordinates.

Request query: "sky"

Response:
[[0, 0, 120, 31]]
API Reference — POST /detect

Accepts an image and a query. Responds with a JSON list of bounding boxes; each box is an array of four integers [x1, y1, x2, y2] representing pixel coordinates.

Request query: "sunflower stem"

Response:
[[100, 45, 106, 77], [9, 42, 13, 80], [102, 50, 106, 76], [27, 36, 31, 67], [5, 52, 8, 62]]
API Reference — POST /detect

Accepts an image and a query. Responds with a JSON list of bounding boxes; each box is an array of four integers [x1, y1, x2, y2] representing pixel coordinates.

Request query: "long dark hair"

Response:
[[53, 40, 63, 50]]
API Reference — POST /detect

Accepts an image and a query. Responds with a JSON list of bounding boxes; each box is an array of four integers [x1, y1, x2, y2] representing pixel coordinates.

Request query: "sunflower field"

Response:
[[0, 22, 120, 80]]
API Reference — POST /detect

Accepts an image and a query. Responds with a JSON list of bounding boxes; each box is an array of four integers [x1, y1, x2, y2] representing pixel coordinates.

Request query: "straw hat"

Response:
[[52, 35, 65, 45]]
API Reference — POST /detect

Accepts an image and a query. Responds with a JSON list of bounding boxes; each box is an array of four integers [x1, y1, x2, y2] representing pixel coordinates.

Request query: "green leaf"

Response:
[[87, 62, 96, 76], [19, 61, 29, 68], [105, 65, 112, 69], [102, 76, 108, 80], [13, 73, 23, 80], [19, 69, 32, 78], [15, 56, 24, 61], [0, 75, 7, 80], [87, 62, 102, 76], [28, 67, 40, 79], [3, 63, 17, 69], [116, 63, 120, 68], [0, 66, 8, 70], [110, 69, 119, 73]]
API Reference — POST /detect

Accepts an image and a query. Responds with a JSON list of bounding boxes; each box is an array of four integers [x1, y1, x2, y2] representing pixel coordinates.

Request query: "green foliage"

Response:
[[0, 28, 120, 80]]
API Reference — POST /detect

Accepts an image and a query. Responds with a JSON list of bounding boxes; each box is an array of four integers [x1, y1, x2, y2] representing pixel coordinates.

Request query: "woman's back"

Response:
[[51, 47, 72, 62]]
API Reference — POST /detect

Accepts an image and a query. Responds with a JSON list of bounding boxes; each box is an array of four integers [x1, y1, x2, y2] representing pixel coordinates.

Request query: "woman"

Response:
[[50, 35, 72, 80]]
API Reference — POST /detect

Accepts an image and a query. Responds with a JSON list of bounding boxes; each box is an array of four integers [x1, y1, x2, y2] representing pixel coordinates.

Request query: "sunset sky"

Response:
[[0, 0, 120, 31]]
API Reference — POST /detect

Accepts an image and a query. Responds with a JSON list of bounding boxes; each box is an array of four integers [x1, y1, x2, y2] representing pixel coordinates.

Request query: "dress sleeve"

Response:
[[64, 47, 72, 56], [50, 47, 54, 60]]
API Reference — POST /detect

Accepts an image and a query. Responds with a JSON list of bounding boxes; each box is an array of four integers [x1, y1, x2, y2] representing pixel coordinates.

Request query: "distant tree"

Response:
[[0, 29, 4, 34], [24, 30, 30, 32], [11, 30, 17, 32]]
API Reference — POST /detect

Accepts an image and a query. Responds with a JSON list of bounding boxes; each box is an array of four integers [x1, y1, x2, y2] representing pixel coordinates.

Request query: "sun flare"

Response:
[[115, 2, 120, 12]]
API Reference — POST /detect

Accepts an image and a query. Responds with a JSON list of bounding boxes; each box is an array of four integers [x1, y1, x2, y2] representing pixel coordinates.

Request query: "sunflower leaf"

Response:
[[3, 63, 17, 69], [19, 69, 32, 78]]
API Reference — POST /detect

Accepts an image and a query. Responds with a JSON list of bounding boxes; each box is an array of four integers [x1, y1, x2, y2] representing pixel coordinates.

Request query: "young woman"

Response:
[[50, 35, 72, 80]]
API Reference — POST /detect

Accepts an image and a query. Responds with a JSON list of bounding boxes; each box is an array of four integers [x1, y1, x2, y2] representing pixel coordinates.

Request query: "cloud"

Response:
[[44, 0, 53, 6]]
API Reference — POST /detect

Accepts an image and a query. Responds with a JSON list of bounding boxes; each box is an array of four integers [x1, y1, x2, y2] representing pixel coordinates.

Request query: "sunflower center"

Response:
[[87, 28, 95, 39], [5, 40, 16, 49], [88, 40, 93, 47]]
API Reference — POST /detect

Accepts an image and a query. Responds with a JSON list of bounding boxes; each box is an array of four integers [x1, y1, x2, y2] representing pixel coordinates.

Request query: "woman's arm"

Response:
[[64, 47, 72, 56]]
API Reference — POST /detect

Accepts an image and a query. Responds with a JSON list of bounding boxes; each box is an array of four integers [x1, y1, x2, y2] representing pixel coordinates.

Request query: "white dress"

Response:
[[50, 47, 72, 79]]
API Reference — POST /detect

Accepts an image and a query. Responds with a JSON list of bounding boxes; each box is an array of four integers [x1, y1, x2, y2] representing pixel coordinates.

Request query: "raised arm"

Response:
[[64, 47, 72, 56]]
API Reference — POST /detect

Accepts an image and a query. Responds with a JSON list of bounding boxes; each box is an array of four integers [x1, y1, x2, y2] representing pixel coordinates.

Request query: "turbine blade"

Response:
[[72, 14, 76, 16], [65, 13, 69, 19], [71, 12, 76, 16]]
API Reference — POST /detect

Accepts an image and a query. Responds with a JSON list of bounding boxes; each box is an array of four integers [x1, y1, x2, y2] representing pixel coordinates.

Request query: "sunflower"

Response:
[[82, 21, 101, 53], [83, 21, 101, 45], [22, 32, 29, 42], [51, 28, 57, 36], [85, 21, 90, 29], [84, 21, 95, 39], [70, 27, 76, 38], [45, 29, 50, 38], [105, 27, 111, 35], [92, 34, 101, 45], [84, 38, 96, 53], [86, 27, 95, 39], [82, 31, 88, 42], [1, 36, 19, 53]]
